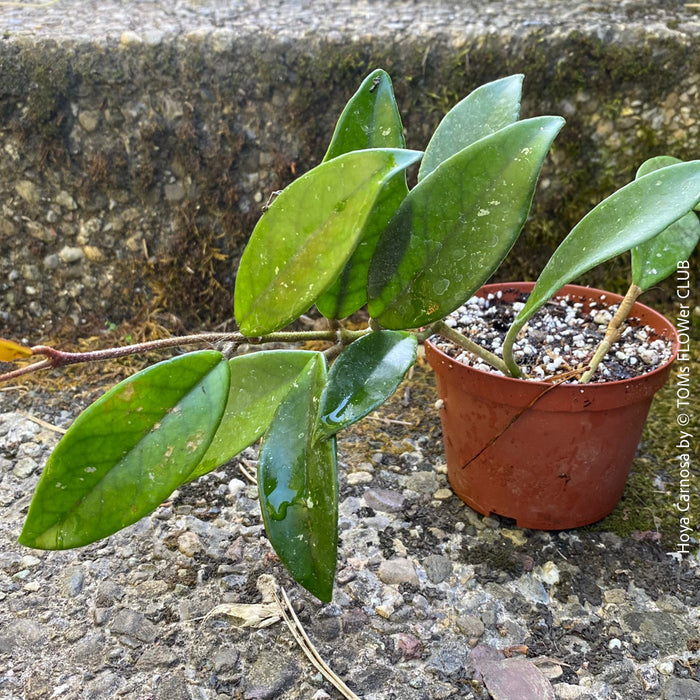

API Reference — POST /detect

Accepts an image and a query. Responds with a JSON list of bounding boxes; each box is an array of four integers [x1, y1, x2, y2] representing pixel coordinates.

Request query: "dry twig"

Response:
[[273, 586, 360, 700], [17, 411, 67, 435]]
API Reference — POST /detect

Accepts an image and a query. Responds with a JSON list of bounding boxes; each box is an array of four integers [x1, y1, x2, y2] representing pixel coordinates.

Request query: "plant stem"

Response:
[[0, 330, 343, 384], [501, 325, 523, 378], [0, 359, 53, 383], [580, 283, 643, 383], [432, 321, 512, 376]]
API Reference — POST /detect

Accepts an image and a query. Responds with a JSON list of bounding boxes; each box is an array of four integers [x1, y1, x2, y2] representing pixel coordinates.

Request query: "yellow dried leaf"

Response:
[[0, 339, 32, 362]]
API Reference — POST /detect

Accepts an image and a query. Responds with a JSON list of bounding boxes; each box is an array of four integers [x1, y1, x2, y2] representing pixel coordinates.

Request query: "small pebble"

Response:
[[363, 488, 405, 513], [346, 472, 373, 486], [177, 532, 202, 557], [378, 558, 419, 586]]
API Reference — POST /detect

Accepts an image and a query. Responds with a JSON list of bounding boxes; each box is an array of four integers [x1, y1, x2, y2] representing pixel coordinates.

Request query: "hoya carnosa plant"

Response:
[[2, 70, 699, 602]]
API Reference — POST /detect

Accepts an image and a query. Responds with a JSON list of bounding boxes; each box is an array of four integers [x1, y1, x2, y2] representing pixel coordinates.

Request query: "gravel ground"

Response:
[[2, 0, 697, 41], [1, 362, 699, 700]]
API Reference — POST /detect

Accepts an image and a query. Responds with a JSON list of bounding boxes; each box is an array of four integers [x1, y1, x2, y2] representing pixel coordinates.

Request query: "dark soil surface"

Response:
[[431, 290, 674, 383]]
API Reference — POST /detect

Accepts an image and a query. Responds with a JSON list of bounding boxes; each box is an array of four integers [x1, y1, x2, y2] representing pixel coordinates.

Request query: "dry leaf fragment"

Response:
[[203, 574, 281, 629], [0, 339, 32, 362]]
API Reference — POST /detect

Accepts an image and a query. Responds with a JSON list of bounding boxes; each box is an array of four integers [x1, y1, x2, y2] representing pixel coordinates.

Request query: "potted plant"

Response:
[[2, 70, 698, 602]]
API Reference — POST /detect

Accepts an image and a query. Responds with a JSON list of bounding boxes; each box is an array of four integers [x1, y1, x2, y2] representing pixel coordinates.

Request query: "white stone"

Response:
[[346, 471, 373, 486], [537, 561, 561, 585], [58, 246, 84, 264]]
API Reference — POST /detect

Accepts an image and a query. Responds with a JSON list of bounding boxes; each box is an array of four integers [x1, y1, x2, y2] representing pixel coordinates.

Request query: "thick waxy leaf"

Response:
[[504, 160, 700, 374], [234, 148, 422, 336], [316, 330, 417, 440], [315, 175, 409, 320], [258, 354, 337, 602], [636, 156, 700, 212], [323, 69, 406, 159], [316, 70, 409, 319], [367, 116, 565, 329], [631, 157, 700, 290], [637, 155, 682, 178], [0, 339, 32, 361], [188, 350, 318, 481], [418, 74, 523, 181], [20, 351, 230, 550]]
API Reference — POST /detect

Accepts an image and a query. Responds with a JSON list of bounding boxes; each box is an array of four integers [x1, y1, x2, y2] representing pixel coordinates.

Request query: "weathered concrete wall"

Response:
[[1, 0, 698, 336]]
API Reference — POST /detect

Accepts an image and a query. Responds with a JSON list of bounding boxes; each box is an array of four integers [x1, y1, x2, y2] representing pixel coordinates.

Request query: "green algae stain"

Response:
[[586, 345, 700, 549]]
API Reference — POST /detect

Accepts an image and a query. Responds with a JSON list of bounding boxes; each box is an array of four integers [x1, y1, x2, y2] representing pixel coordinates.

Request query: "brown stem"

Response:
[[0, 359, 53, 383], [0, 330, 342, 384], [580, 284, 643, 384]]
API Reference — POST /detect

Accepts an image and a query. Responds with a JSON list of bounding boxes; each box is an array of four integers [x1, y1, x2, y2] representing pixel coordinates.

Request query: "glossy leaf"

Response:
[[367, 116, 565, 329], [315, 176, 410, 320], [187, 350, 319, 481], [316, 330, 417, 440], [0, 339, 32, 361], [637, 155, 683, 178], [631, 157, 700, 290], [234, 148, 422, 337], [258, 354, 338, 602], [637, 156, 700, 212], [20, 351, 230, 550], [316, 70, 410, 319], [323, 69, 406, 159], [418, 74, 523, 181], [504, 159, 700, 374]]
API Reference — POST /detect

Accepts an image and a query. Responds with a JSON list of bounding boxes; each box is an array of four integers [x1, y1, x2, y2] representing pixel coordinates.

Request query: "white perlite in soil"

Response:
[[432, 291, 674, 383]]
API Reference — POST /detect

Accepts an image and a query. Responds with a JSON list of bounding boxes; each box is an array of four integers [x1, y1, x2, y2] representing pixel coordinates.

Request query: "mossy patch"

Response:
[[586, 343, 700, 549]]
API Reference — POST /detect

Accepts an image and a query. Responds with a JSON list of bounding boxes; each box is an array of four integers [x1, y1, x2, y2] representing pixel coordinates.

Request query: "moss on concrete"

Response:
[[0, 14, 698, 332], [586, 341, 699, 548]]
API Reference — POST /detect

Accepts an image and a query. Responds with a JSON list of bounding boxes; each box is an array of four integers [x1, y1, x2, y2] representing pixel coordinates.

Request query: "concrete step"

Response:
[[1, 0, 698, 334]]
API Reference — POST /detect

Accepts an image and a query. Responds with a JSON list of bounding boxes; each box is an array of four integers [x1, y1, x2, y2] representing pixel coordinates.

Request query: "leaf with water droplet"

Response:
[[315, 70, 409, 319], [187, 350, 319, 481], [631, 156, 700, 291], [367, 116, 564, 329], [234, 148, 422, 336], [316, 330, 417, 440], [418, 74, 523, 181], [504, 159, 700, 375], [258, 354, 337, 602], [20, 351, 230, 549]]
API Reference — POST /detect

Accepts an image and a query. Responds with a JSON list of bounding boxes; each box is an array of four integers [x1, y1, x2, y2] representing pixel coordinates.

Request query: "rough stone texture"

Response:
[[1, 0, 699, 335], [1, 361, 700, 700]]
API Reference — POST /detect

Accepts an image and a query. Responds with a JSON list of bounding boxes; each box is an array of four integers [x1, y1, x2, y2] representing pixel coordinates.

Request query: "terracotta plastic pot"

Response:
[[424, 283, 679, 530]]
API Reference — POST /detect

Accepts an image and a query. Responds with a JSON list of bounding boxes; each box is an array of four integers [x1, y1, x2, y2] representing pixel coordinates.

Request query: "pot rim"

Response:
[[424, 281, 680, 392]]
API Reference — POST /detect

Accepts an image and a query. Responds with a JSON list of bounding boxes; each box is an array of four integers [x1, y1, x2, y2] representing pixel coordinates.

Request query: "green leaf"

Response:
[[316, 70, 409, 319], [636, 155, 683, 178], [636, 155, 700, 213], [418, 74, 523, 181], [258, 354, 337, 602], [234, 148, 422, 336], [631, 157, 700, 290], [316, 330, 417, 440], [323, 69, 406, 159], [20, 351, 230, 550], [367, 116, 565, 329], [503, 160, 700, 375], [315, 176, 409, 320], [187, 350, 319, 481]]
